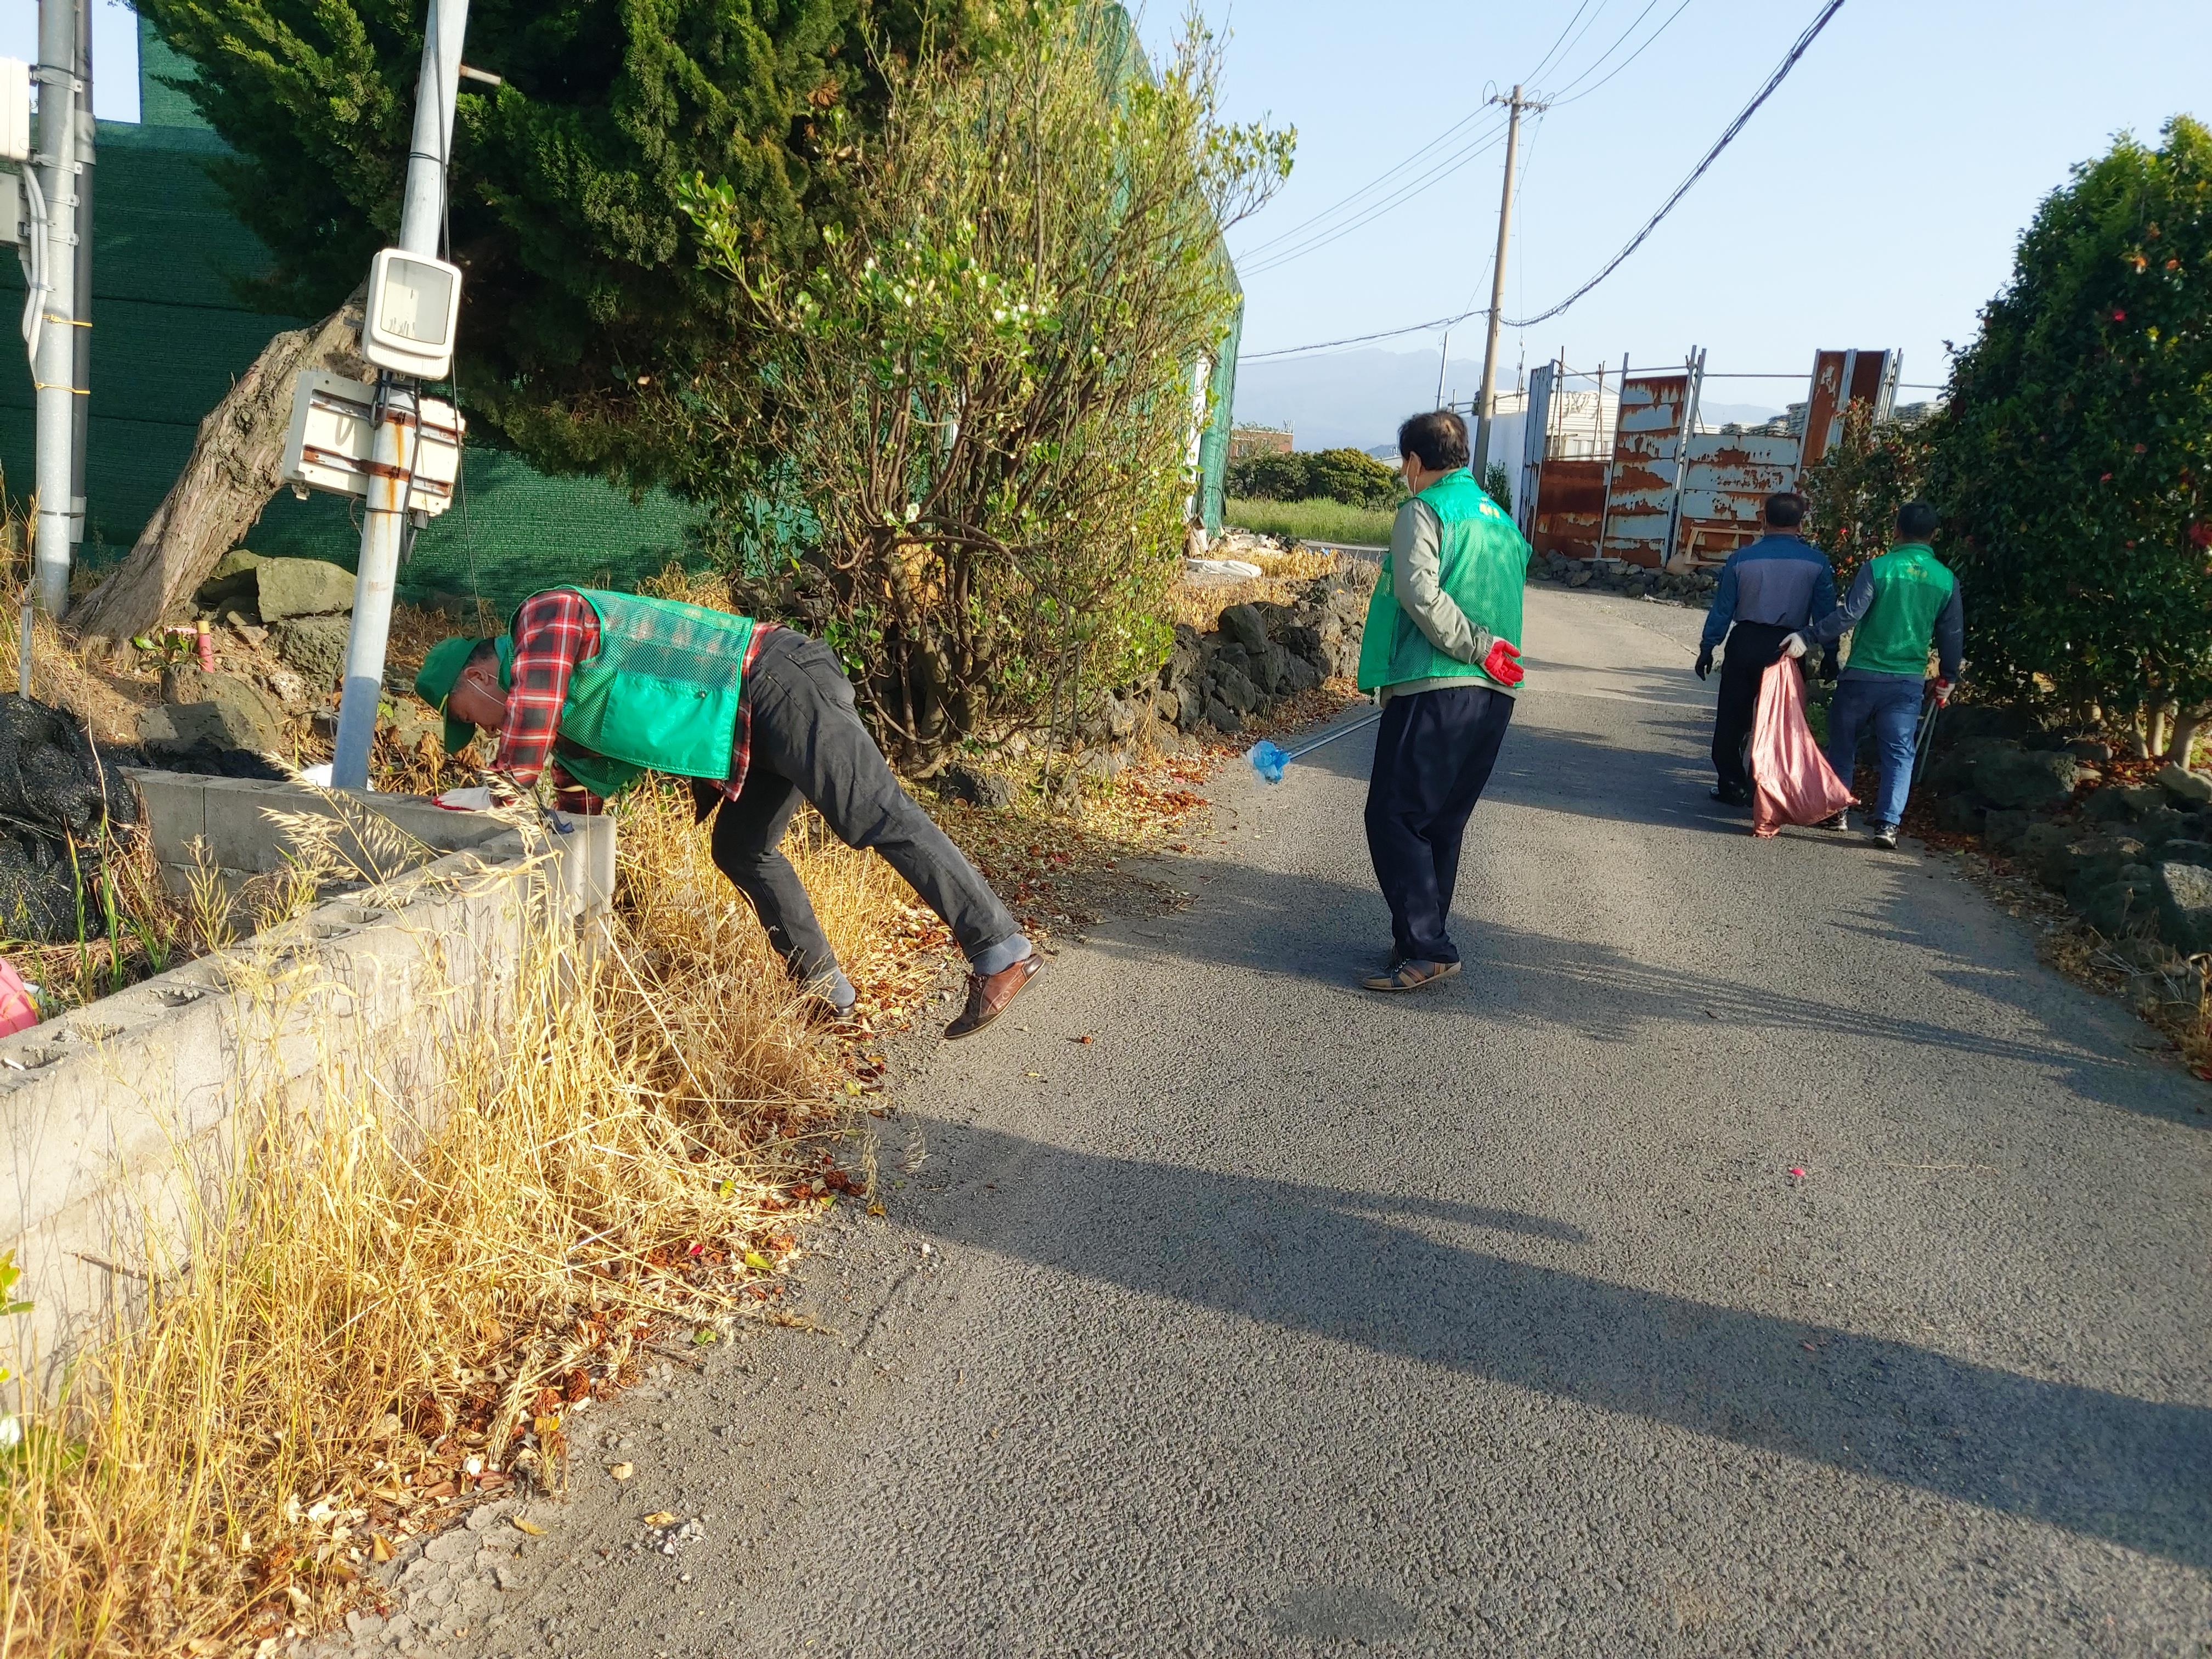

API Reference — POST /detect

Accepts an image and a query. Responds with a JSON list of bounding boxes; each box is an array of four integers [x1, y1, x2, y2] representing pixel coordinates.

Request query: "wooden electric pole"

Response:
[[1472, 86, 1544, 482]]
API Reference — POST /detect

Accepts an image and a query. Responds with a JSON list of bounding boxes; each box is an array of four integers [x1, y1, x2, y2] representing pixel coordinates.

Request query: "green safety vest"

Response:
[[1356, 468, 1528, 693], [1844, 544, 1955, 677], [516, 588, 758, 798]]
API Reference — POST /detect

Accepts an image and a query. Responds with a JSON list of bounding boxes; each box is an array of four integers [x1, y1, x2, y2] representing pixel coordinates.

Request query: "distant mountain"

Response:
[[1233, 348, 1446, 454], [1233, 346, 1783, 452]]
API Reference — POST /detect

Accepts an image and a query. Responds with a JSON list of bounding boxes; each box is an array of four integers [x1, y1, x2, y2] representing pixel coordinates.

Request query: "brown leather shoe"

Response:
[[944, 952, 1042, 1040], [1359, 958, 1462, 993]]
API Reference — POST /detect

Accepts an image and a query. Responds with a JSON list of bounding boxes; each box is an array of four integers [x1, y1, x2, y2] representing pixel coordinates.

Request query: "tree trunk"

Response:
[[70, 287, 367, 653], [2167, 704, 2211, 770]]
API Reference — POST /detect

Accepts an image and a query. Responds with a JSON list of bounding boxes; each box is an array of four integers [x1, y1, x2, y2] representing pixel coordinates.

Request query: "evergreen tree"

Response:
[[137, 0, 964, 480], [1931, 116, 2212, 757]]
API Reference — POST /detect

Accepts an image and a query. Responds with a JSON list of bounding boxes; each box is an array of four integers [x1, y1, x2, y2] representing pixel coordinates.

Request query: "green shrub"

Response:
[[1929, 115, 2212, 757], [1227, 447, 1401, 509]]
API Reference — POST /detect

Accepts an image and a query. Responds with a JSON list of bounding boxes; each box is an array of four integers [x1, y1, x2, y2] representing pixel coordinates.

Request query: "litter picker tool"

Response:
[[1247, 712, 1384, 783], [1911, 692, 1941, 783]]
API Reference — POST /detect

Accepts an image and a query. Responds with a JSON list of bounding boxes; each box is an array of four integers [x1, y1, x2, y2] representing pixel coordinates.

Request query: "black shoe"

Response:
[[1710, 784, 1752, 806], [1866, 822, 1899, 849], [1815, 811, 1848, 832]]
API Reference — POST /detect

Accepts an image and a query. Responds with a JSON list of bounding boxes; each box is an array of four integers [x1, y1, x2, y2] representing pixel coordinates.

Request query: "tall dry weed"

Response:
[[0, 785, 911, 1656]]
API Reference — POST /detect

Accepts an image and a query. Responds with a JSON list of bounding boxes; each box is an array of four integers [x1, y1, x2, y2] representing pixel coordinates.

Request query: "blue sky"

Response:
[[16, 2, 2207, 411], [1135, 0, 2212, 404]]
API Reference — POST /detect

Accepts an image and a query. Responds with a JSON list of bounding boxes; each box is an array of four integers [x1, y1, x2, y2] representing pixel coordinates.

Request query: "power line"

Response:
[[1239, 126, 1510, 276], [1240, 0, 1847, 362], [1502, 0, 1848, 327], [1235, 107, 1504, 262], [1241, 306, 1488, 363], [1548, 0, 1697, 105], [1524, 0, 1605, 86]]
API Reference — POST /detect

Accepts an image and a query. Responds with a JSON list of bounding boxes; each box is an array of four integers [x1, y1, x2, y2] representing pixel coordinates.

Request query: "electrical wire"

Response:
[[1239, 125, 1510, 277], [1242, 0, 1847, 361], [1547, 0, 1696, 105], [1502, 0, 1847, 328], [1531, 0, 1619, 96], [1523, 0, 1602, 86], [1235, 109, 1507, 266]]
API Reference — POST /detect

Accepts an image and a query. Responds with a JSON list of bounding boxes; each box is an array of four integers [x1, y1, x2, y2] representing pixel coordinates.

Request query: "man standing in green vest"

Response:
[[412, 586, 1041, 1039], [1781, 501, 1963, 849], [1354, 410, 1528, 992]]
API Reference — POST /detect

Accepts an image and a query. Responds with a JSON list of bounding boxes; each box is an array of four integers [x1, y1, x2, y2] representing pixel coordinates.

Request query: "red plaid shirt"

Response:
[[492, 588, 776, 813]]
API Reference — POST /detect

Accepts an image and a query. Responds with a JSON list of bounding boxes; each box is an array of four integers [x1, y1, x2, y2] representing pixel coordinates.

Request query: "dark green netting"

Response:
[[1, 116, 709, 613]]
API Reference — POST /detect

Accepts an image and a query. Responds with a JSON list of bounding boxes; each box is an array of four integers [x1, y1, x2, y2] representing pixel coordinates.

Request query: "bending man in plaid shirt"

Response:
[[414, 586, 1041, 1040]]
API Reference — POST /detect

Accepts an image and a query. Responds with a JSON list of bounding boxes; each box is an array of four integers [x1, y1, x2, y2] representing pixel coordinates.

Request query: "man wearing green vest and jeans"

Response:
[[1781, 501, 1963, 849], [413, 588, 1040, 1039], [1355, 410, 1528, 992]]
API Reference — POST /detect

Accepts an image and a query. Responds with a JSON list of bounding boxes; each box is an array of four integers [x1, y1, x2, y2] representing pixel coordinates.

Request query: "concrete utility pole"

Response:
[[67, 0, 91, 568], [30, 0, 83, 618], [330, 0, 469, 791], [1472, 86, 1544, 482]]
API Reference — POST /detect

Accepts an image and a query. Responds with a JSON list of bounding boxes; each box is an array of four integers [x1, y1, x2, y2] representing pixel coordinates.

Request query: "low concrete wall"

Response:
[[0, 776, 616, 1388]]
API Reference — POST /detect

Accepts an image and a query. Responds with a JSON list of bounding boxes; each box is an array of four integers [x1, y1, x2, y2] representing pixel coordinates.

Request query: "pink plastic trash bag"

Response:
[[1750, 658, 1854, 838], [0, 960, 37, 1038]]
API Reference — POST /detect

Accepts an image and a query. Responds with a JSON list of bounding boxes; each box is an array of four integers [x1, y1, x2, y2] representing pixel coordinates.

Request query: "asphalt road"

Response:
[[359, 586, 2211, 1658]]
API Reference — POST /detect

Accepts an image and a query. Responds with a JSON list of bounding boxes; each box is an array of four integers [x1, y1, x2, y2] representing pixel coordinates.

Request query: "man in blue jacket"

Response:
[[1696, 493, 1838, 805]]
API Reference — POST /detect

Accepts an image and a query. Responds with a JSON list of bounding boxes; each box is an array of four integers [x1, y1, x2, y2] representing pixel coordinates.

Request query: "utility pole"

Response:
[[1433, 325, 1452, 411], [29, 0, 83, 619], [329, 0, 469, 791], [67, 0, 91, 570], [1472, 85, 1544, 482]]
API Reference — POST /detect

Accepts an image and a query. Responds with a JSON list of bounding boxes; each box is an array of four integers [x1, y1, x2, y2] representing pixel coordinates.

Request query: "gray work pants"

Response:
[[705, 629, 1024, 994]]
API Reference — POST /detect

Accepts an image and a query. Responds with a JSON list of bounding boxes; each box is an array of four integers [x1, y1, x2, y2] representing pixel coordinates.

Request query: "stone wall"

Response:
[[1147, 573, 1370, 742], [1918, 707, 2212, 1010], [0, 778, 614, 1387], [1527, 550, 1719, 605]]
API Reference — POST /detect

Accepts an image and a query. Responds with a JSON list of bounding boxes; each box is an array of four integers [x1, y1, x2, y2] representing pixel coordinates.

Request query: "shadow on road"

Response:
[[902, 1115, 2212, 1570], [1099, 853, 2200, 1128]]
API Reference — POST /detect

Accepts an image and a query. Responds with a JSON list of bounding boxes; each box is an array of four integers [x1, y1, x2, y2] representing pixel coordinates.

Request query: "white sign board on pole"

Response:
[[0, 59, 29, 166]]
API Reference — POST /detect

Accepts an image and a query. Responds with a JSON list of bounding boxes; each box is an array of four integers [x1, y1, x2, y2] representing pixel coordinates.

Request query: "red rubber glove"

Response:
[[1483, 638, 1526, 688]]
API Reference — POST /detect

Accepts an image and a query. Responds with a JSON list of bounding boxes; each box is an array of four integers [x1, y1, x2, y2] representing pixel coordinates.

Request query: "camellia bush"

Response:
[[669, 3, 1291, 774], [1802, 399, 1933, 589], [1929, 116, 2212, 761]]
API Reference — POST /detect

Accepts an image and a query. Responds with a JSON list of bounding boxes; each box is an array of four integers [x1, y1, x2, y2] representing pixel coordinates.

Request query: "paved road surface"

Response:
[[410, 586, 2208, 1656]]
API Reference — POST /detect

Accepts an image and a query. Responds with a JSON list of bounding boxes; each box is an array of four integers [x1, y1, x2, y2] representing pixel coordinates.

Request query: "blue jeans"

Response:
[[1824, 674, 1923, 828]]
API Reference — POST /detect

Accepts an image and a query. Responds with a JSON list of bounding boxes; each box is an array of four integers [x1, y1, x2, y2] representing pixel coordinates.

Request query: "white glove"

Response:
[[1779, 633, 1809, 660], [435, 786, 493, 811]]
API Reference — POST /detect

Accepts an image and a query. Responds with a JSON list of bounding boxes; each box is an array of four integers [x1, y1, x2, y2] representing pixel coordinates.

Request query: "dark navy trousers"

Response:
[[1363, 684, 1515, 966]]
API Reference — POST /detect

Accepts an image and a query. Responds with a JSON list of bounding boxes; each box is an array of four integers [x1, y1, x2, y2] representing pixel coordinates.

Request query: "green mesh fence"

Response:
[[0, 112, 709, 614]]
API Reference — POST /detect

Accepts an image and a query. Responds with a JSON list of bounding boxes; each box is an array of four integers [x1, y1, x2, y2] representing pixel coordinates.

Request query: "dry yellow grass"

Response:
[[1167, 545, 1363, 631], [0, 786, 915, 1658], [0, 545, 1224, 1655]]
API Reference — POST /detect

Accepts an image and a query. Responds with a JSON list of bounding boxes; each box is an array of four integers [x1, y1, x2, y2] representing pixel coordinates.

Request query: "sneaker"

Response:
[[1815, 811, 1849, 832], [1361, 959, 1462, 993], [1866, 822, 1899, 849]]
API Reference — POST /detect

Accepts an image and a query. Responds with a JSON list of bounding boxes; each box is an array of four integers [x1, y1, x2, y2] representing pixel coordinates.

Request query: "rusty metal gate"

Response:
[[1599, 371, 1690, 567], [1801, 348, 1900, 468], [1673, 432, 1803, 568]]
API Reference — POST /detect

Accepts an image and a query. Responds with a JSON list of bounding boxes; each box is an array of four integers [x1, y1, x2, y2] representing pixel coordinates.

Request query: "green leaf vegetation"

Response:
[[1929, 115, 2212, 760], [669, 3, 1292, 774], [136, 0, 972, 478], [1802, 399, 1933, 591], [1227, 447, 1401, 510]]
